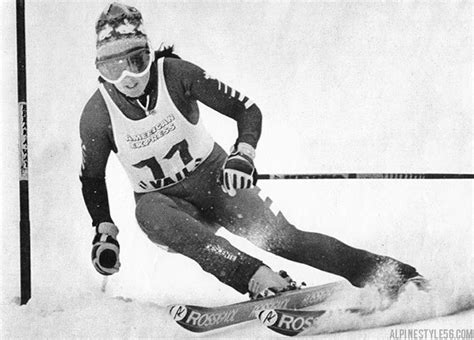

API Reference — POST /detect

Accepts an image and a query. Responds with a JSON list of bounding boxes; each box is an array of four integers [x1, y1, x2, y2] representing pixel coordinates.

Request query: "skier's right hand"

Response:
[[91, 222, 120, 276]]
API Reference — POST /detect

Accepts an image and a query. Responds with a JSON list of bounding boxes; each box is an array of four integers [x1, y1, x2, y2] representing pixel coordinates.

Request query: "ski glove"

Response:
[[221, 142, 257, 197], [91, 222, 120, 276]]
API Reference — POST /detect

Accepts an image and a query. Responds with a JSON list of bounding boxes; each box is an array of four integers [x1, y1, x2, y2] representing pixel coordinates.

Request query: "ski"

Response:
[[257, 276, 430, 337], [258, 307, 374, 336], [167, 280, 350, 333]]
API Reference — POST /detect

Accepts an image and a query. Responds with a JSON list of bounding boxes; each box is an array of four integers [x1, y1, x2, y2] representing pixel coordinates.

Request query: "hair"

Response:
[[155, 45, 181, 60]]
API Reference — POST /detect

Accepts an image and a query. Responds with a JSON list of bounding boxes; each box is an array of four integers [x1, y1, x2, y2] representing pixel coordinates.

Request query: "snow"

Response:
[[1, 1, 473, 338]]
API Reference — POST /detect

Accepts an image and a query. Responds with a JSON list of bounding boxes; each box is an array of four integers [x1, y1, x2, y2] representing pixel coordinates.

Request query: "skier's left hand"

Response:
[[221, 142, 257, 196]]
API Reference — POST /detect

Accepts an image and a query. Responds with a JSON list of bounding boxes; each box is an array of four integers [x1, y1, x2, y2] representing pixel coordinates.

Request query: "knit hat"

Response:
[[95, 2, 148, 60]]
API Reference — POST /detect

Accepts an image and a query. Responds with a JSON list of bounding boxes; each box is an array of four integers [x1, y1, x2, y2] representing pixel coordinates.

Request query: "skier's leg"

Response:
[[169, 143, 399, 288], [150, 143, 418, 293], [213, 187, 419, 290], [190, 165, 419, 291], [135, 190, 264, 294]]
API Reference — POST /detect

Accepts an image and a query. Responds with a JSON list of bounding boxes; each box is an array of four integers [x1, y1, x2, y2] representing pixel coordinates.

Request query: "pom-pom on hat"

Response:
[[95, 2, 148, 60]]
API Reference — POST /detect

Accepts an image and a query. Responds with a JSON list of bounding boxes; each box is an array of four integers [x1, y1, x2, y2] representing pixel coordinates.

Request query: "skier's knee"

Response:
[[135, 192, 178, 234]]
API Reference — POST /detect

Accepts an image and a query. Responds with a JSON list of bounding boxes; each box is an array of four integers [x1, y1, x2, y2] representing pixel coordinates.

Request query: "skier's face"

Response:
[[114, 71, 151, 98]]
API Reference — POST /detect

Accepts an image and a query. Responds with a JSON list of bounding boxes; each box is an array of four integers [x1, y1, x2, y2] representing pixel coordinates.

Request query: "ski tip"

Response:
[[407, 276, 431, 291], [399, 275, 431, 296], [258, 309, 279, 326], [167, 304, 188, 321]]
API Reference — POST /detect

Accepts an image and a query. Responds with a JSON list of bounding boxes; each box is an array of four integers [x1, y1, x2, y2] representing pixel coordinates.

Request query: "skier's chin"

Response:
[[117, 85, 145, 98], [115, 73, 150, 98], [125, 89, 144, 98]]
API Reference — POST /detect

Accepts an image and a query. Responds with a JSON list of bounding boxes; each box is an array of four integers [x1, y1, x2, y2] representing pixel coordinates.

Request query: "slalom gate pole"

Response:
[[257, 173, 474, 180], [17, 0, 31, 305]]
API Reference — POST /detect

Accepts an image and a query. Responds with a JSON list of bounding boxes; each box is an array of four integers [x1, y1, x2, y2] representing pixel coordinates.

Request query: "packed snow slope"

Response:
[[1, 1, 472, 338]]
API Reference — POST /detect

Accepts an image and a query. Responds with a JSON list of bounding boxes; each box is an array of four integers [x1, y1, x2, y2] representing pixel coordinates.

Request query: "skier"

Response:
[[80, 2, 422, 299]]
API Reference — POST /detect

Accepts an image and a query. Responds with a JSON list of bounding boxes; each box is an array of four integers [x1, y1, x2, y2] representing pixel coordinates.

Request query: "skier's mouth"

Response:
[[126, 83, 138, 89]]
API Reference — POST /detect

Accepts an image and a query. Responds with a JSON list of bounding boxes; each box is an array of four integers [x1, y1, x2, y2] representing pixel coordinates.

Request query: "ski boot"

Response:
[[365, 259, 430, 300], [248, 266, 305, 300]]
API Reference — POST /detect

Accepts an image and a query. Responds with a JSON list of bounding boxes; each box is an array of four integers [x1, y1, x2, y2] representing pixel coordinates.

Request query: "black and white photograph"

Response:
[[1, 1, 473, 338]]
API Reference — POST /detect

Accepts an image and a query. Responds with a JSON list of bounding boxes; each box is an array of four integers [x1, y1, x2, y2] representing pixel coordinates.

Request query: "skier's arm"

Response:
[[164, 58, 261, 195], [79, 90, 115, 227], [165, 58, 262, 148]]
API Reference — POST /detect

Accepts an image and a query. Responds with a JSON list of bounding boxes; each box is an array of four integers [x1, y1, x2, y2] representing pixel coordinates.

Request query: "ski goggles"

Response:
[[95, 46, 153, 84]]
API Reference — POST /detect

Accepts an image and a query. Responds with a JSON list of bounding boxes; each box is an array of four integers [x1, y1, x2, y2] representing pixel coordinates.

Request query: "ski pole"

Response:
[[257, 173, 474, 180], [17, 0, 31, 305]]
